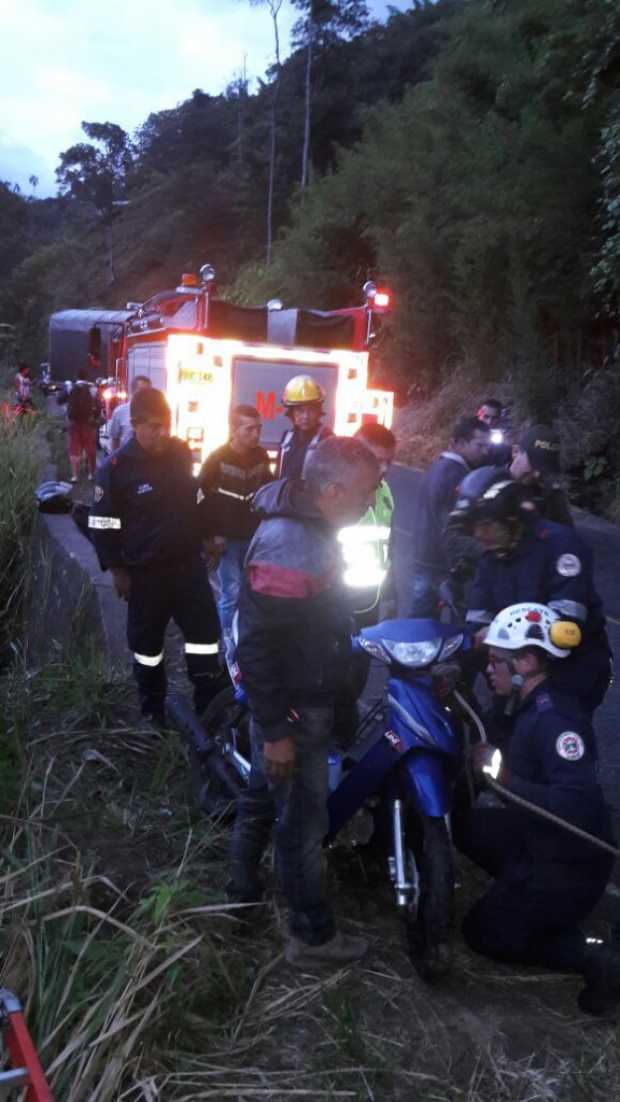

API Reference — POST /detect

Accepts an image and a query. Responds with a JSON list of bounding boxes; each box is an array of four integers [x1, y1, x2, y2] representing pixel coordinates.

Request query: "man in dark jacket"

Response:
[[454, 602, 620, 1015], [198, 405, 272, 638], [409, 416, 490, 616], [89, 388, 220, 722], [229, 436, 379, 967]]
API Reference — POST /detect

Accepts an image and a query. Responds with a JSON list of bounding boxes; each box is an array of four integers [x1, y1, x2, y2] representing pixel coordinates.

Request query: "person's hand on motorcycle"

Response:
[[469, 742, 506, 784], [111, 567, 131, 601], [264, 736, 296, 781]]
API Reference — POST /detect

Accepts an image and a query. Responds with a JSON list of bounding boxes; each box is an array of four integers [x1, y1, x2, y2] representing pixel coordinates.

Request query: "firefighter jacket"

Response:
[[198, 442, 272, 540], [493, 683, 613, 863], [89, 436, 202, 570], [278, 424, 333, 480], [338, 478, 395, 615], [413, 452, 471, 573], [237, 478, 352, 742]]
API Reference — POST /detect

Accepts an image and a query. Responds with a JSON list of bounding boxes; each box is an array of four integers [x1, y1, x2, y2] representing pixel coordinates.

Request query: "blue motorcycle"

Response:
[[169, 617, 477, 980]]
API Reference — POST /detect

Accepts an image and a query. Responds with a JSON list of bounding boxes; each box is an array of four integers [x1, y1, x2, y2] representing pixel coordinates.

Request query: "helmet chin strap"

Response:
[[504, 659, 541, 714]]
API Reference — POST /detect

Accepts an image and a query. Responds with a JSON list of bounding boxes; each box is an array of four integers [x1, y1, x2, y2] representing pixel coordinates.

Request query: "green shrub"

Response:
[[0, 418, 39, 651]]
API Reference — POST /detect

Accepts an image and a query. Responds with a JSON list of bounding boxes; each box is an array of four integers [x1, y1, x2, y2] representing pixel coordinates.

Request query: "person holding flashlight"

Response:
[[453, 602, 620, 1015], [476, 398, 511, 466]]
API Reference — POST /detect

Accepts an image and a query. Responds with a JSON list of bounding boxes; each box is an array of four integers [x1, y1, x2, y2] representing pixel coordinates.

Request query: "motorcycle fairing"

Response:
[[387, 677, 458, 756], [326, 678, 460, 839], [397, 749, 455, 818], [327, 727, 403, 838]]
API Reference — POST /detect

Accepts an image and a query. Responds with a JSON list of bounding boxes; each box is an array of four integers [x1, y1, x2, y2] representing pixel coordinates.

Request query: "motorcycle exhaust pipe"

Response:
[[165, 694, 243, 800]]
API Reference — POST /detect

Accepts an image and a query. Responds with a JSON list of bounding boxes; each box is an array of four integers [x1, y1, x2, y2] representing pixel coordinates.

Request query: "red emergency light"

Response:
[[373, 291, 390, 309]]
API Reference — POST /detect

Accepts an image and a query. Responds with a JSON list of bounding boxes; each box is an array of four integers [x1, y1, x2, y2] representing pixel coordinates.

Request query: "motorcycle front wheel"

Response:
[[405, 813, 454, 984], [193, 687, 251, 817]]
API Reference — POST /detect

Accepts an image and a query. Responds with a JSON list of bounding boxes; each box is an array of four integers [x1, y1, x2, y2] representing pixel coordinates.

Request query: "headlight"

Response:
[[439, 633, 464, 660], [382, 638, 441, 667]]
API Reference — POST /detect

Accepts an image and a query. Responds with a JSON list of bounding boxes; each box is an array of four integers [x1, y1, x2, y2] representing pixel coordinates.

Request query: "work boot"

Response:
[[285, 929, 368, 970], [578, 944, 620, 1015]]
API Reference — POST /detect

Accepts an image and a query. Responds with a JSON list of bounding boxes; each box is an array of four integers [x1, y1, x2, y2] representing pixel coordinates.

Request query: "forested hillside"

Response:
[[0, 0, 619, 493]]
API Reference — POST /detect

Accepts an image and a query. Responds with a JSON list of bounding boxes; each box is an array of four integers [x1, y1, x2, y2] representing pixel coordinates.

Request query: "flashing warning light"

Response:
[[373, 291, 390, 309], [180, 272, 199, 288]]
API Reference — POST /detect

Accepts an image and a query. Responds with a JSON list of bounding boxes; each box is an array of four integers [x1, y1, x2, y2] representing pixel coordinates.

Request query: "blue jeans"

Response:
[[217, 539, 250, 636], [228, 706, 335, 945]]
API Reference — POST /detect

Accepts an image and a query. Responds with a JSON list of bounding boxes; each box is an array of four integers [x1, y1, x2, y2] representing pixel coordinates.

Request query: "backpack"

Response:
[[67, 384, 95, 423]]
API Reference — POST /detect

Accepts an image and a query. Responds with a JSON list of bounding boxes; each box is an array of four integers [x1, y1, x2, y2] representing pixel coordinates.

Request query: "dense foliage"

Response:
[[0, 0, 618, 487]]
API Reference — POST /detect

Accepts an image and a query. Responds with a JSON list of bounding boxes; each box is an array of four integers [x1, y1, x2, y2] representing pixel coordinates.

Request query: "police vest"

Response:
[[338, 479, 394, 612]]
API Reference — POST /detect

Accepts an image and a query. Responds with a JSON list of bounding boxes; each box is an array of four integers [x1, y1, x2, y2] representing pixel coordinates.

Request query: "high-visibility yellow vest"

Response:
[[338, 479, 395, 612]]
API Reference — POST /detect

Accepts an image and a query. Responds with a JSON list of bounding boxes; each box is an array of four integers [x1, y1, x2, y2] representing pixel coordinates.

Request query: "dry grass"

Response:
[[0, 655, 619, 1099]]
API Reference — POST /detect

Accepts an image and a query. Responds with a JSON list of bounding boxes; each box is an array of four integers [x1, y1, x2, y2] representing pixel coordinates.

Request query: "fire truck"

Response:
[[48, 265, 394, 468]]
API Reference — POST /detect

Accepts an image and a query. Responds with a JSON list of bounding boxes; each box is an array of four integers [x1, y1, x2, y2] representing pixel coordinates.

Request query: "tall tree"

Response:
[[292, 1, 369, 192], [250, 0, 284, 264], [56, 122, 133, 285]]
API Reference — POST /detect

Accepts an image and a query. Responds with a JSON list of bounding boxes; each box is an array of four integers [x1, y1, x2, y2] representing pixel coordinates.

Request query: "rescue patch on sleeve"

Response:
[[556, 553, 581, 577], [556, 731, 585, 761], [94, 485, 104, 503]]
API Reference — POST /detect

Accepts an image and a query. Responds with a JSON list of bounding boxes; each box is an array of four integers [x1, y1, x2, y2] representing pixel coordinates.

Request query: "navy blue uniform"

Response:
[[467, 519, 611, 712], [454, 684, 614, 972], [89, 436, 220, 718], [278, 424, 332, 481]]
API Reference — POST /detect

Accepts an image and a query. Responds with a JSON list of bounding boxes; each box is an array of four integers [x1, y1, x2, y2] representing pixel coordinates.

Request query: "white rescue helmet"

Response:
[[484, 603, 581, 659]]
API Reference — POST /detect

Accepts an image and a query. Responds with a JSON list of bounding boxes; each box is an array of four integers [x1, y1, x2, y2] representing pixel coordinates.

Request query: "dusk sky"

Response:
[[0, 0, 409, 196]]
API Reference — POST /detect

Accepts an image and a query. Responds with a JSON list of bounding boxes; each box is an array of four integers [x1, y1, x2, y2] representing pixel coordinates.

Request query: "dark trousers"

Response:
[[228, 706, 335, 945], [126, 558, 220, 717], [453, 805, 612, 972]]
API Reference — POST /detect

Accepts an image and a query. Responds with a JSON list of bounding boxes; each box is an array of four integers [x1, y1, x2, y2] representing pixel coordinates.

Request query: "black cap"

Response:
[[519, 424, 561, 476]]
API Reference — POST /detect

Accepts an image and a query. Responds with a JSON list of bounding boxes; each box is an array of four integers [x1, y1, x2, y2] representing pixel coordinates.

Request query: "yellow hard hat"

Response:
[[282, 374, 325, 406]]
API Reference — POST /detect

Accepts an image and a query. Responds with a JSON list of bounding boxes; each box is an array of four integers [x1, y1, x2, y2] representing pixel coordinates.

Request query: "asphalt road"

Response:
[[385, 462, 620, 907]]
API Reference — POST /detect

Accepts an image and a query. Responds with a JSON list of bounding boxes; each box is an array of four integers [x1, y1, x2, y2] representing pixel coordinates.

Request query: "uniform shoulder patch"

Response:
[[93, 485, 104, 503], [556, 731, 585, 761], [556, 553, 581, 577]]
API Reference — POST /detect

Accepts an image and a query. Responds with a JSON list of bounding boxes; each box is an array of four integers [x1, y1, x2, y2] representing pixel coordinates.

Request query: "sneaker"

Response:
[[285, 929, 368, 970], [578, 944, 620, 1015], [70, 475, 78, 484]]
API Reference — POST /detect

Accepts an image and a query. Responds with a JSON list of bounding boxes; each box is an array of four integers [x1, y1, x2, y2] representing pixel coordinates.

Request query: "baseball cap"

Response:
[[519, 424, 561, 476]]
